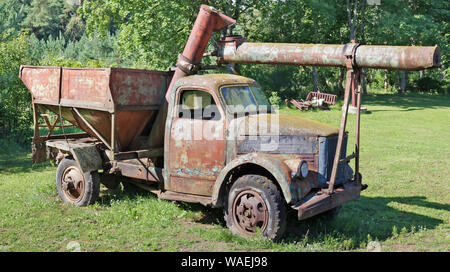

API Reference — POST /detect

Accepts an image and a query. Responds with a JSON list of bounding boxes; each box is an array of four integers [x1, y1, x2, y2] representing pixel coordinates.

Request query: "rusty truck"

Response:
[[20, 5, 441, 240]]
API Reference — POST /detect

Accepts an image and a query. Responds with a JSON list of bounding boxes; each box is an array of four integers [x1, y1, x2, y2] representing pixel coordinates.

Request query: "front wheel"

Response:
[[56, 158, 100, 206], [224, 175, 287, 241]]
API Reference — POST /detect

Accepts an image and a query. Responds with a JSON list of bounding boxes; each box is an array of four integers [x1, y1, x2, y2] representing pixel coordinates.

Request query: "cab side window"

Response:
[[178, 90, 221, 121]]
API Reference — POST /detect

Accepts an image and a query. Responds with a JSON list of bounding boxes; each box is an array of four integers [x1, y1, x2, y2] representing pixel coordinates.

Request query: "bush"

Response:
[[412, 76, 441, 93], [0, 33, 36, 144], [268, 91, 282, 106], [0, 32, 130, 145]]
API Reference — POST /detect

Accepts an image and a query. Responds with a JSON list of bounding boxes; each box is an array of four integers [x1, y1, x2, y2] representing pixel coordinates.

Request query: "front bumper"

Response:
[[293, 179, 365, 220]]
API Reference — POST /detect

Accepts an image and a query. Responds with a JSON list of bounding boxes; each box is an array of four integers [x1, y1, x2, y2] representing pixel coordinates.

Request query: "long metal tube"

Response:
[[165, 5, 236, 101], [148, 5, 235, 149], [219, 42, 441, 70]]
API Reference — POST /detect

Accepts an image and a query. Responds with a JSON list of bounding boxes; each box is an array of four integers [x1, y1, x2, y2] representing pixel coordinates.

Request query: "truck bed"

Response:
[[20, 66, 173, 152]]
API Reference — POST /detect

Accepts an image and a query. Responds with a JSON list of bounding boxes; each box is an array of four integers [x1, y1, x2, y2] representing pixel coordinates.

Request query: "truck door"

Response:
[[168, 88, 226, 196]]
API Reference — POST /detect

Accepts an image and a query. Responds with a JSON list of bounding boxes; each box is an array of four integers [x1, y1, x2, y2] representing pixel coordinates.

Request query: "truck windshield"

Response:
[[221, 85, 271, 113]]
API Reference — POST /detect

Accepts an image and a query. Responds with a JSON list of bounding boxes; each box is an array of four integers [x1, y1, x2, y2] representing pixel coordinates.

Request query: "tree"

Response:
[[22, 0, 79, 40], [0, 0, 31, 41]]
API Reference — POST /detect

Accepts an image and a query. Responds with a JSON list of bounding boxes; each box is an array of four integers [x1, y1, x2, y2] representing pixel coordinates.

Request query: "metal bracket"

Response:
[[176, 54, 200, 75]]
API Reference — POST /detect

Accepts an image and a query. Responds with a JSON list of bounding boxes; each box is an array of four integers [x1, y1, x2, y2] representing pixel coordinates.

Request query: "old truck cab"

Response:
[[164, 74, 358, 239]]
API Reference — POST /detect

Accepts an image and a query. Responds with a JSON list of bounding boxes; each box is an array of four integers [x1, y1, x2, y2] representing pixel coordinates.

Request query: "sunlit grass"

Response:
[[0, 92, 449, 251]]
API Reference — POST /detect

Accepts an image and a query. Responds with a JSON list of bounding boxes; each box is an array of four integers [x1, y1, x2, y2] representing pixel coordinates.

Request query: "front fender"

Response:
[[211, 153, 301, 207]]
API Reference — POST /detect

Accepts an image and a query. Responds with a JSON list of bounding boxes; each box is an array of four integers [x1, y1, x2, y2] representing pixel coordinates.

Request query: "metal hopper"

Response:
[[20, 66, 173, 155]]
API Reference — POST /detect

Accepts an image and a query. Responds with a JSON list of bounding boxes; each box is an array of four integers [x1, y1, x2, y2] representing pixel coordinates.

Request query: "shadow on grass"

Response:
[[282, 195, 446, 246], [152, 193, 446, 247], [97, 184, 226, 225], [362, 93, 450, 111], [97, 182, 159, 207], [0, 153, 54, 175]]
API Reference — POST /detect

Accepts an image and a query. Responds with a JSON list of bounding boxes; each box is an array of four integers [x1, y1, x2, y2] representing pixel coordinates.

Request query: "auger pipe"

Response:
[[165, 5, 236, 101], [149, 5, 235, 149], [218, 39, 441, 70]]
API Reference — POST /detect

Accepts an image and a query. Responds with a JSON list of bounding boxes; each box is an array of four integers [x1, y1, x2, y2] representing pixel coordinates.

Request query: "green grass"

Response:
[[1, 93, 449, 252]]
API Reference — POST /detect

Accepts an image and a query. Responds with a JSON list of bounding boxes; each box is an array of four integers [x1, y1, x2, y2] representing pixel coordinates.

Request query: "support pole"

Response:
[[354, 73, 362, 184], [327, 67, 354, 194], [327, 45, 362, 194]]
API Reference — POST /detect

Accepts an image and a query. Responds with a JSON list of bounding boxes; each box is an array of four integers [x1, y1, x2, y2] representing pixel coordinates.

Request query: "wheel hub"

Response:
[[232, 190, 269, 235], [62, 166, 85, 202]]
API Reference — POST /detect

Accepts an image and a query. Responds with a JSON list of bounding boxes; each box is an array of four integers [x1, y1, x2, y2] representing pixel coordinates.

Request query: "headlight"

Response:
[[296, 160, 309, 180]]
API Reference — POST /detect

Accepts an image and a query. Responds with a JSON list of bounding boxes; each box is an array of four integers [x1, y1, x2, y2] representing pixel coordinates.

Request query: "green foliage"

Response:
[[1, 0, 449, 145], [21, 0, 80, 40], [0, 31, 125, 143], [412, 77, 442, 93], [0, 0, 30, 41], [0, 33, 37, 143], [268, 91, 282, 106], [80, 0, 204, 69]]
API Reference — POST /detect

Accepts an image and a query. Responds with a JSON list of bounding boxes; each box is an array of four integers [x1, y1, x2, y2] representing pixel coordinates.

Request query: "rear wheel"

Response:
[[56, 158, 100, 206], [224, 175, 286, 241]]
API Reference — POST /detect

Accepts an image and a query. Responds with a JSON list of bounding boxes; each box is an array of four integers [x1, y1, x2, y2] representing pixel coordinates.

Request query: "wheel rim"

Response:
[[61, 166, 85, 202], [232, 189, 269, 235]]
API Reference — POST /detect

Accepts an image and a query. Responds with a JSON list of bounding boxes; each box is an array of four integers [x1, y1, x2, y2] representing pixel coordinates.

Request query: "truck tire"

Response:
[[56, 158, 100, 206], [224, 175, 286, 241]]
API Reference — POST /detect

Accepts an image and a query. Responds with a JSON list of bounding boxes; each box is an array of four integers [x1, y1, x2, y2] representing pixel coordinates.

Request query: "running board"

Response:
[[158, 191, 212, 206], [125, 179, 213, 206]]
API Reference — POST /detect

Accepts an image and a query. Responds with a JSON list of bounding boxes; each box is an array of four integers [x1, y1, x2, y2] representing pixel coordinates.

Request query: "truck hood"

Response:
[[230, 113, 339, 137]]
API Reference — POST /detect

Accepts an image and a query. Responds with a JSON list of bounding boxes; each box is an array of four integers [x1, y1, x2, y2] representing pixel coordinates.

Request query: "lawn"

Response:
[[0, 93, 449, 252]]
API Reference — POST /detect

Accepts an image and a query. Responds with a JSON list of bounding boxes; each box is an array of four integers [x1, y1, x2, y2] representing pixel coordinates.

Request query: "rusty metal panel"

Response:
[[115, 110, 155, 151], [168, 116, 226, 195], [20, 66, 61, 105], [237, 136, 318, 154], [295, 181, 362, 220], [115, 160, 163, 182], [211, 153, 295, 206], [71, 144, 103, 173], [31, 137, 47, 164], [169, 176, 215, 196], [273, 153, 319, 201], [61, 68, 113, 111], [110, 68, 171, 109]]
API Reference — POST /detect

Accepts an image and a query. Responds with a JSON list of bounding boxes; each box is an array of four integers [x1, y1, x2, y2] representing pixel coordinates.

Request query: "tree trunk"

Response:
[[338, 68, 345, 96], [399, 70, 407, 94], [360, 0, 367, 94], [362, 68, 367, 95], [384, 70, 388, 91], [312, 21, 319, 92], [312, 66, 318, 92], [346, 0, 356, 41]]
